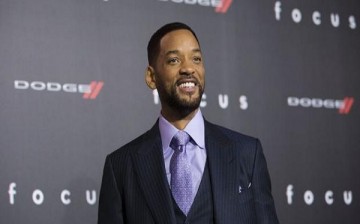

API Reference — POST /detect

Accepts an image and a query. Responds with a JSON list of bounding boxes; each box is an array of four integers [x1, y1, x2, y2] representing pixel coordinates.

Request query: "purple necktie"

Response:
[[170, 131, 193, 215]]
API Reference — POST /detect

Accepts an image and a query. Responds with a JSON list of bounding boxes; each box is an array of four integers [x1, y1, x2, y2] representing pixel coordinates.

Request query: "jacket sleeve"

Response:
[[252, 139, 279, 224], [98, 156, 124, 224]]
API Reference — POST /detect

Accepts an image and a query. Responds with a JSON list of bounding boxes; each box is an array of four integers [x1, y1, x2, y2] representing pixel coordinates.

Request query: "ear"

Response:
[[145, 66, 157, 90]]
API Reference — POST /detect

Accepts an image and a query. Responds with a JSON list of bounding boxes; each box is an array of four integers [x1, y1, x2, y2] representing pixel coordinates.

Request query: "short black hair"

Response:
[[147, 22, 200, 66]]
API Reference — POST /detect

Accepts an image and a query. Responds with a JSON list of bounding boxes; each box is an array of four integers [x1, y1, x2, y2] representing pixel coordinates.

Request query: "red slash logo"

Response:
[[339, 97, 354, 114], [215, 0, 233, 13], [83, 81, 104, 100]]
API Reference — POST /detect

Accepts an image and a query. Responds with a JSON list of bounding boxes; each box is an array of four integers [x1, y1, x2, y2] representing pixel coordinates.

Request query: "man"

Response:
[[98, 22, 279, 224]]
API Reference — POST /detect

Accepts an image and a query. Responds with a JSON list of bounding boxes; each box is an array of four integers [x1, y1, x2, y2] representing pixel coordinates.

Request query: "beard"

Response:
[[160, 82, 204, 117]]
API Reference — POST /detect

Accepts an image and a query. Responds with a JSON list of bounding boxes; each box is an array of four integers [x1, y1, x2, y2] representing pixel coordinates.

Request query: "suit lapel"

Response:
[[205, 121, 238, 223], [131, 122, 176, 224], [131, 120, 241, 223]]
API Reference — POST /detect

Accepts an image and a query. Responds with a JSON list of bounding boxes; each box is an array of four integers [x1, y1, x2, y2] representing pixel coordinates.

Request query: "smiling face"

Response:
[[146, 29, 205, 120]]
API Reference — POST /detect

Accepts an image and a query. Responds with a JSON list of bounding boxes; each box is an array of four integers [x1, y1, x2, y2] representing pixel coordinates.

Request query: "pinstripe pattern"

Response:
[[98, 120, 279, 224]]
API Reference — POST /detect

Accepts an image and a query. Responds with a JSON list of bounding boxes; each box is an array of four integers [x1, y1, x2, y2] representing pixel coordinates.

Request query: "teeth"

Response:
[[179, 82, 195, 88]]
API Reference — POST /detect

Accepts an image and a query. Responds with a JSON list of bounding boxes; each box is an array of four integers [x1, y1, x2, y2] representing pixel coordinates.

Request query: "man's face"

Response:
[[149, 29, 205, 116]]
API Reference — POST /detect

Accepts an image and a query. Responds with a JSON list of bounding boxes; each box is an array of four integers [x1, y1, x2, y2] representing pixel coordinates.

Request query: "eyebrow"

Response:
[[165, 48, 202, 56]]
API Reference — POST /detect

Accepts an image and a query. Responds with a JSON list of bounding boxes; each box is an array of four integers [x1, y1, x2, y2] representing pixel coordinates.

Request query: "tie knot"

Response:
[[170, 131, 190, 150]]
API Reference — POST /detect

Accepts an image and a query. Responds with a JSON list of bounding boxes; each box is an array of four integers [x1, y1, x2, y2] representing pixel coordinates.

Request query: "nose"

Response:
[[179, 60, 195, 76]]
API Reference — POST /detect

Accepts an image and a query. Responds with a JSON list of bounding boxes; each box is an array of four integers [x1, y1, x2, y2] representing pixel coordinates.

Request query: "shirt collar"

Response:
[[159, 109, 205, 152]]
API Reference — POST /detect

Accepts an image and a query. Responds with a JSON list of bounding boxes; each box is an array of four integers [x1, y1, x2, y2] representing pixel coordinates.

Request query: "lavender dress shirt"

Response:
[[159, 109, 207, 203]]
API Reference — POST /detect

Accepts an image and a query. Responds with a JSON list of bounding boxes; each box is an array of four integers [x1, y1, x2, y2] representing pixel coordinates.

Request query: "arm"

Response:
[[98, 156, 124, 224], [251, 139, 279, 224]]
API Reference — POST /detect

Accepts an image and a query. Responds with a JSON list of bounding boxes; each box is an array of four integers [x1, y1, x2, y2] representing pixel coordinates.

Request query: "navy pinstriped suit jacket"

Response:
[[98, 120, 279, 224]]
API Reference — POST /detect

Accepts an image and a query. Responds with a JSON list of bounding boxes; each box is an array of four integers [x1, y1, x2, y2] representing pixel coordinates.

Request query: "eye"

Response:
[[193, 56, 202, 64], [167, 57, 180, 64]]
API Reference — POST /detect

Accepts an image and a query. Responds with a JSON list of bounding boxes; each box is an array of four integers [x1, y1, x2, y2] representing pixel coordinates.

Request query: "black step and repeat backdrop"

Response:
[[1, 0, 359, 223]]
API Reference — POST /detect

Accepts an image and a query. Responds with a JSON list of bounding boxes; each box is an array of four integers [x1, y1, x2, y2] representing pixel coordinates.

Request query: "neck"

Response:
[[161, 107, 199, 130]]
